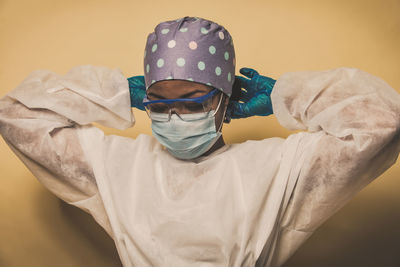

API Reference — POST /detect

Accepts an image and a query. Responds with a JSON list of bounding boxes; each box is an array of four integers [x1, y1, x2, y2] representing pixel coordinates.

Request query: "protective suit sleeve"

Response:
[[267, 67, 400, 266], [0, 65, 134, 234]]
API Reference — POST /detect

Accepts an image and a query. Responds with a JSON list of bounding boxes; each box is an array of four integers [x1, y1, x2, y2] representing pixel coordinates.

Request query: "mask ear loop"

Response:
[[211, 92, 224, 117], [215, 93, 228, 133]]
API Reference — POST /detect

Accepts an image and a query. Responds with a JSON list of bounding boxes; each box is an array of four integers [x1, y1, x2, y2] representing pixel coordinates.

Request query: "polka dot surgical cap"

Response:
[[143, 16, 236, 96]]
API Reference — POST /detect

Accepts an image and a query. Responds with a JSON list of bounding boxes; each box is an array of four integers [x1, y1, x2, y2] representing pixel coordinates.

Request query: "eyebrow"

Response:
[[147, 89, 210, 99]]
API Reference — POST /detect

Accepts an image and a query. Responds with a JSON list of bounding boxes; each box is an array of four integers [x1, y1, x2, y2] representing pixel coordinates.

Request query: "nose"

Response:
[[168, 108, 185, 122]]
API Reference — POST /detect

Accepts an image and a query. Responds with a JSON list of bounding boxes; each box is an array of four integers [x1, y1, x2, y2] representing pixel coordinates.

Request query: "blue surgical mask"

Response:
[[151, 111, 223, 160]]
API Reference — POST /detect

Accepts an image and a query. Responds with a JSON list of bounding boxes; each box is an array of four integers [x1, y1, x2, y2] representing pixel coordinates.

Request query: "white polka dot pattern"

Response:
[[224, 52, 229, 60], [176, 57, 185, 67], [209, 45, 216, 55], [168, 40, 176, 48], [215, 67, 221, 76], [189, 41, 197, 50], [144, 16, 235, 96], [198, 61, 205, 71], [157, 58, 164, 68], [201, 27, 208, 34]]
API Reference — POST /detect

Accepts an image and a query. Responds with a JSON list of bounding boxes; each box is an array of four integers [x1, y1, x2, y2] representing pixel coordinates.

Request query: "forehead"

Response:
[[147, 80, 213, 97]]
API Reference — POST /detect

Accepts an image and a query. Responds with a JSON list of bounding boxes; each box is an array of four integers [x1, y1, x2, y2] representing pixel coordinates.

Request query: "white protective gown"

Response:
[[0, 65, 399, 267]]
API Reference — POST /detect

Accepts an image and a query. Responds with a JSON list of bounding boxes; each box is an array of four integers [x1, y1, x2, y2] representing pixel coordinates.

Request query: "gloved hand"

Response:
[[226, 67, 276, 121], [127, 75, 146, 110]]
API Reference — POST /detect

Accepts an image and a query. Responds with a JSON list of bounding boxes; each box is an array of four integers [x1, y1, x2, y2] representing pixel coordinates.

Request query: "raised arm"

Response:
[[0, 65, 134, 234], [263, 67, 400, 266]]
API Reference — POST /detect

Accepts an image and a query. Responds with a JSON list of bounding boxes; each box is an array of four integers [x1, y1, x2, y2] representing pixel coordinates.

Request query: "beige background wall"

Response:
[[0, 0, 399, 266]]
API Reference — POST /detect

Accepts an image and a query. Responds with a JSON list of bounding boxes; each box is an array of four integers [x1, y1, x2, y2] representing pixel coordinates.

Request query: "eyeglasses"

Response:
[[142, 88, 224, 122]]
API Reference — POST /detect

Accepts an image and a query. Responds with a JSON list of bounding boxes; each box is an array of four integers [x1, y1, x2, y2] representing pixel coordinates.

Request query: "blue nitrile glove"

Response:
[[127, 75, 146, 111], [226, 67, 276, 121]]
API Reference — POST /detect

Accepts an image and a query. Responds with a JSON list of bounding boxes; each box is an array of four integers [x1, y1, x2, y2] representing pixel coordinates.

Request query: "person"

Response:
[[0, 15, 399, 267]]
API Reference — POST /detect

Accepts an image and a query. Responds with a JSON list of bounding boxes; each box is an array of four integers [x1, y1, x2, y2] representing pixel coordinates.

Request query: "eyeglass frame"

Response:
[[142, 88, 219, 106], [142, 88, 225, 122]]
